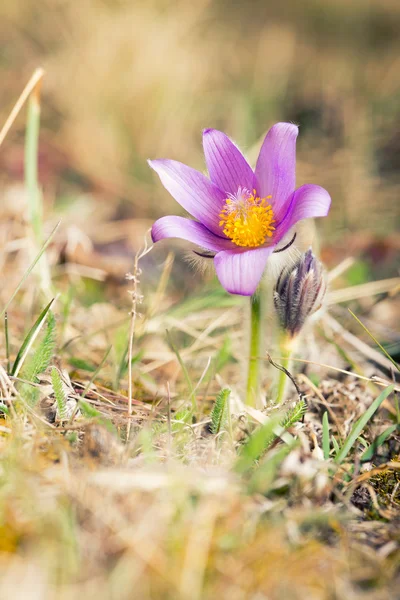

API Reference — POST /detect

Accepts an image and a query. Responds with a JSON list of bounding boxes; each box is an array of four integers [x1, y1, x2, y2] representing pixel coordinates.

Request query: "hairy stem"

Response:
[[275, 334, 297, 404], [246, 293, 262, 407]]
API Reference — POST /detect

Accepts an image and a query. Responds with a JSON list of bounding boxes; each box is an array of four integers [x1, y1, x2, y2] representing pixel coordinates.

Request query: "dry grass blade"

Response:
[[323, 314, 397, 374], [354, 462, 400, 484], [275, 356, 399, 392], [0, 67, 44, 148], [327, 257, 356, 282], [348, 309, 399, 372], [327, 277, 400, 304]]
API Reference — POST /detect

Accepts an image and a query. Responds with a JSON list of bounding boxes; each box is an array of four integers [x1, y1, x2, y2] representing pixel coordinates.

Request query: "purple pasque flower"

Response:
[[149, 123, 331, 296]]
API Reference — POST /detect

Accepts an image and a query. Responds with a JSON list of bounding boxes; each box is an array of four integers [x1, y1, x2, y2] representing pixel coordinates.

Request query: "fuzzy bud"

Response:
[[273, 249, 326, 338]]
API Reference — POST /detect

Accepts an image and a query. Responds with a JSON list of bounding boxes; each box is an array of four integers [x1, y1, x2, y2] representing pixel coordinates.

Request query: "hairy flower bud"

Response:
[[273, 249, 326, 338]]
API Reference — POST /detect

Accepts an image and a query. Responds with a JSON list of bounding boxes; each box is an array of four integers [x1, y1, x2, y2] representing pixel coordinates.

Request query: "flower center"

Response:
[[219, 187, 275, 248]]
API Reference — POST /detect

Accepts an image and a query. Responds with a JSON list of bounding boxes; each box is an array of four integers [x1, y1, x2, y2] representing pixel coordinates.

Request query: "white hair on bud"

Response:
[[183, 249, 216, 276], [263, 220, 318, 284], [262, 232, 301, 285]]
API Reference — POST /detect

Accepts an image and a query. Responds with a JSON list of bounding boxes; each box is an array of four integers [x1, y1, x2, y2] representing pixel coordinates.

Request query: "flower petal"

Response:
[[149, 159, 226, 236], [276, 184, 331, 241], [151, 216, 235, 252], [214, 246, 275, 296], [255, 123, 298, 220], [203, 129, 256, 196]]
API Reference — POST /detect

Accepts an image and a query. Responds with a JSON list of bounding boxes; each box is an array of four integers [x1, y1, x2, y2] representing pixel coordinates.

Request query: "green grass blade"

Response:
[[331, 436, 340, 457], [235, 417, 281, 474], [166, 329, 196, 412], [11, 298, 55, 377], [332, 435, 340, 456], [4, 312, 10, 374], [81, 346, 112, 400], [25, 86, 53, 295], [25, 88, 42, 242], [114, 343, 143, 391], [335, 384, 394, 464], [0, 222, 60, 320], [322, 411, 330, 460], [360, 424, 398, 462], [167, 286, 240, 319], [348, 309, 399, 372], [248, 442, 296, 494], [78, 399, 116, 434], [79, 399, 101, 418]]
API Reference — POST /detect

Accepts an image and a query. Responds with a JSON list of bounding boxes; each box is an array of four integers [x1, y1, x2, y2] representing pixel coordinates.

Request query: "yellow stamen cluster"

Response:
[[219, 189, 275, 248]]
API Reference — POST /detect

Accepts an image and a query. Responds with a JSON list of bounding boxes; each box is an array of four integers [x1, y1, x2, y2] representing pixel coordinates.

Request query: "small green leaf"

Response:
[[79, 399, 101, 418], [23, 311, 56, 381], [12, 298, 55, 377], [166, 330, 196, 411], [51, 366, 68, 421], [78, 399, 116, 434], [210, 388, 230, 435], [68, 357, 97, 372], [20, 310, 56, 405], [322, 411, 330, 460], [280, 399, 307, 429]]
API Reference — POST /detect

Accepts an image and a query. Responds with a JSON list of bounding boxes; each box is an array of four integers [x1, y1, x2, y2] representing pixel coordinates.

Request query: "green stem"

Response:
[[25, 93, 42, 243], [275, 333, 299, 404], [246, 293, 262, 407], [25, 85, 52, 296]]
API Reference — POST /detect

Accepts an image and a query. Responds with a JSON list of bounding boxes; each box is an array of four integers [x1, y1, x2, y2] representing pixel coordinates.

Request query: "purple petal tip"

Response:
[[271, 122, 299, 135]]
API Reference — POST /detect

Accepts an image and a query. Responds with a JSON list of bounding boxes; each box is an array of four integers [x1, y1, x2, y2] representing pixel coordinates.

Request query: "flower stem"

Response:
[[275, 334, 296, 404], [246, 293, 262, 407]]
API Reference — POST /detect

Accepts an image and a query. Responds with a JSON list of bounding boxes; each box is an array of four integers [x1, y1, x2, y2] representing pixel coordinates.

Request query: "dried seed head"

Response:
[[273, 249, 326, 338]]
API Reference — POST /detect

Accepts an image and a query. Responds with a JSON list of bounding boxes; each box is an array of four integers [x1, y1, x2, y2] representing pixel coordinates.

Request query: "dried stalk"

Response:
[[125, 237, 152, 440]]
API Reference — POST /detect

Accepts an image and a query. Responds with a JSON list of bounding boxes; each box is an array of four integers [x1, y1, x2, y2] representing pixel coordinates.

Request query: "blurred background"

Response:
[[0, 0, 399, 289]]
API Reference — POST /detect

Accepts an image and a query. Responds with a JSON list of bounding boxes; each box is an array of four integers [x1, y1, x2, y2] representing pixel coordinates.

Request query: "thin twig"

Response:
[[266, 352, 304, 400], [268, 356, 400, 392]]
